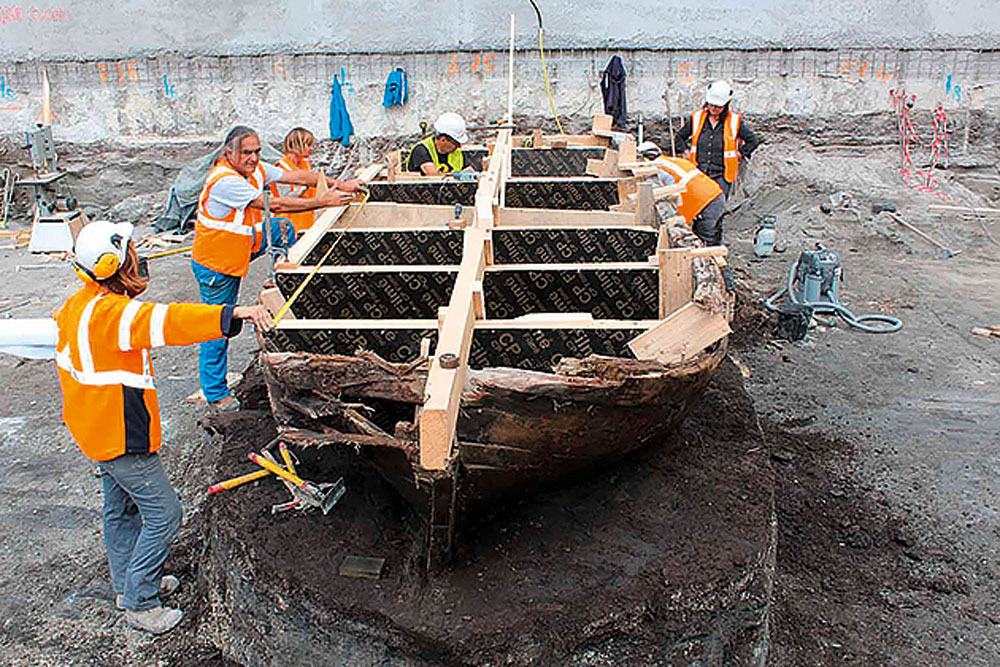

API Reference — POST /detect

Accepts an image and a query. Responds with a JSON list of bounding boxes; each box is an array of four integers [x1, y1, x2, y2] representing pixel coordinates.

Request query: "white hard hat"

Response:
[[638, 141, 661, 158], [434, 112, 469, 145], [705, 80, 733, 106], [74, 220, 134, 281]]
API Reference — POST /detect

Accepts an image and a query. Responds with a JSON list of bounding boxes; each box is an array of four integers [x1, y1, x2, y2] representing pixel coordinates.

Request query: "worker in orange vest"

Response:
[[270, 127, 334, 234], [56, 220, 272, 635], [672, 80, 760, 199], [639, 141, 733, 291], [192, 125, 364, 410]]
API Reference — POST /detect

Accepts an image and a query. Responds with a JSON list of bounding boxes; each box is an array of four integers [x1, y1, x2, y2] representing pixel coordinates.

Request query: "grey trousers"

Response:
[[97, 453, 182, 611], [693, 194, 726, 246]]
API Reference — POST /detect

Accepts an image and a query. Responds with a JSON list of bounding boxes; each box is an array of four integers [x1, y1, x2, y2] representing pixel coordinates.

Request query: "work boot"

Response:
[[209, 395, 241, 412], [116, 575, 180, 610], [125, 606, 183, 635]]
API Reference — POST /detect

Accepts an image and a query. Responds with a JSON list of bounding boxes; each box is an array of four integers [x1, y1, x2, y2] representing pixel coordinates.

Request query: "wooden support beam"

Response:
[[653, 183, 685, 200], [658, 247, 694, 318], [418, 128, 511, 470], [386, 150, 401, 183], [496, 208, 640, 227], [637, 181, 655, 227], [592, 114, 613, 133], [657, 225, 671, 252], [349, 202, 474, 229], [420, 228, 490, 470], [532, 129, 543, 148], [628, 302, 731, 365], [690, 246, 729, 257], [619, 136, 637, 165]]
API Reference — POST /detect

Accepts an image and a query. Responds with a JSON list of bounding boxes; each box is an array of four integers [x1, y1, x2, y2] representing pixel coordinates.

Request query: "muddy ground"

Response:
[[0, 130, 998, 665]]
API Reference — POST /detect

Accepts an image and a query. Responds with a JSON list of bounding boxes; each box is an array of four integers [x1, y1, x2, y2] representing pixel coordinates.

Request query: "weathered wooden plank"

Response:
[[628, 302, 731, 365]]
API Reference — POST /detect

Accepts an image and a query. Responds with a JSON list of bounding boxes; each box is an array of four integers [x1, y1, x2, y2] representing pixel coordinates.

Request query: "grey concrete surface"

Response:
[[2, 47, 997, 146], [2, 0, 1000, 62]]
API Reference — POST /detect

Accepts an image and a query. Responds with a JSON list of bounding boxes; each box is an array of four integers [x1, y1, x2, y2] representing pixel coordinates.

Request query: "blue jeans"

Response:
[[192, 218, 295, 403], [97, 453, 182, 611]]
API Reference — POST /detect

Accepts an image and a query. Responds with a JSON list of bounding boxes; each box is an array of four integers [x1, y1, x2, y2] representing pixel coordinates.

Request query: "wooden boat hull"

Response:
[[260, 334, 727, 537]]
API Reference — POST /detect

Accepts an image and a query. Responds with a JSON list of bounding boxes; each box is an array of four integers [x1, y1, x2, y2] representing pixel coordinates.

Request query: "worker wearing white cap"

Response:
[[639, 141, 733, 291], [56, 221, 271, 635], [406, 112, 472, 176], [672, 80, 760, 198]]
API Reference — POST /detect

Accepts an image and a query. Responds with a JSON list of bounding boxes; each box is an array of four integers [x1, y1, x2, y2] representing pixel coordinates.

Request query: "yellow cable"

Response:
[[538, 27, 565, 135], [273, 191, 370, 325]]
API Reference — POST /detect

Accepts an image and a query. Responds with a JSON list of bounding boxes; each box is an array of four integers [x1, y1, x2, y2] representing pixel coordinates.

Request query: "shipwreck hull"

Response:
[[260, 335, 727, 564], [260, 130, 732, 566]]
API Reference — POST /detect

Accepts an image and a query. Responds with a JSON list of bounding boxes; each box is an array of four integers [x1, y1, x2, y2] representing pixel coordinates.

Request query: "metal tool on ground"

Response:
[[248, 450, 345, 515], [872, 202, 897, 214], [261, 448, 303, 513], [765, 243, 903, 335], [890, 212, 961, 257], [971, 325, 1000, 340], [207, 468, 270, 495]]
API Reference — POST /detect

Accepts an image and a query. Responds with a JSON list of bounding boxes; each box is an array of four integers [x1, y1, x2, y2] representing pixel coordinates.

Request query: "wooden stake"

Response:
[[42, 70, 52, 126], [658, 247, 693, 318]]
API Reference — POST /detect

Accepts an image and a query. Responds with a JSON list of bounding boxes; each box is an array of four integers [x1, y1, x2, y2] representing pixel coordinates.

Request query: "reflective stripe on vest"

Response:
[[192, 161, 265, 275], [653, 157, 723, 224], [271, 155, 308, 198], [689, 110, 742, 184], [57, 294, 156, 390], [408, 135, 464, 173]]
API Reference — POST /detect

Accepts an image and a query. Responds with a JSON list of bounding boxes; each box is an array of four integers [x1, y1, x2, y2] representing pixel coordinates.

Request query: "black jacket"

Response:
[[600, 56, 627, 130]]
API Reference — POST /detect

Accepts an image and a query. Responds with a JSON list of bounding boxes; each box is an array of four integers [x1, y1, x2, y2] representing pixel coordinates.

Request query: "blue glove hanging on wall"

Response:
[[329, 75, 354, 147], [382, 68, 408, 107]]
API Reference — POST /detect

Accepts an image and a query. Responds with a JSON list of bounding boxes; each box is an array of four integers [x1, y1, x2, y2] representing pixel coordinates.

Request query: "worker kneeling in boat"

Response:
[[406, 112, 473, 176], [55, 221, 273, 635], [639, 140, 733, 290]]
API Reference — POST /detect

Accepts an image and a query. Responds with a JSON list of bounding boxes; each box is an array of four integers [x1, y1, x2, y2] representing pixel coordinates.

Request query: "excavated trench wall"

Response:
[[2, 2, 999, 211], [1, 0, 999, 146]]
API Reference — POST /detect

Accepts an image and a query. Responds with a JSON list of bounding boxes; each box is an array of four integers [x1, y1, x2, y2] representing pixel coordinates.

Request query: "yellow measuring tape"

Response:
[[272, 191, 370, 325]]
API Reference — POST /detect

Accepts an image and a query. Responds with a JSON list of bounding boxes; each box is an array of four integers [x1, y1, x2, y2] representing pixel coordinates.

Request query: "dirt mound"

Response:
[[162, 358, 776, 665]]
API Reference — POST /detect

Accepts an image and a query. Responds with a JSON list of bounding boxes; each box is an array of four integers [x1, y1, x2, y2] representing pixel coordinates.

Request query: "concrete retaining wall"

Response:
[[1, 48, 997, 146]]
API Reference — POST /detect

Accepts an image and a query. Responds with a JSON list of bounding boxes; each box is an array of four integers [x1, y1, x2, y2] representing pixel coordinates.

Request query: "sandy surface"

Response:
[[0, 139, 998, 665]]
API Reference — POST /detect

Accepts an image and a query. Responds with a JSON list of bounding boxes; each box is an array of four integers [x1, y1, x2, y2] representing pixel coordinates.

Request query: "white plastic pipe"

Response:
[[0, 319, 57, 359]]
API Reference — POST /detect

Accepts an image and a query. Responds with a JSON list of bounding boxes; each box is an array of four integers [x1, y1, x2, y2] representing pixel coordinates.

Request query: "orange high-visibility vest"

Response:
[[192, 160, 268, 277], [54, 280, 227, 462], [652, 157, 723, 223], [269, 154, 316, 233], [689, 109, 742, 184]]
